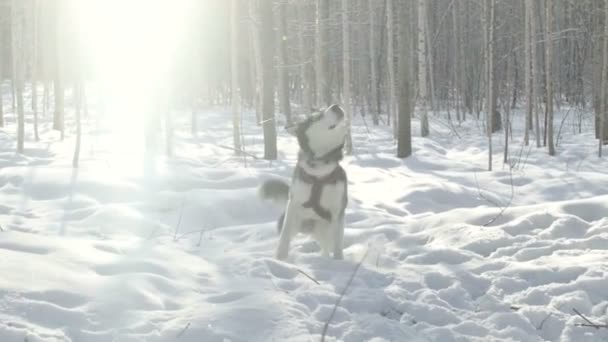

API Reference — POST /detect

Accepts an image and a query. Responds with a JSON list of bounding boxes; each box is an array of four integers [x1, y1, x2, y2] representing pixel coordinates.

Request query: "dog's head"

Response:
[[286, 104, 348, 160]]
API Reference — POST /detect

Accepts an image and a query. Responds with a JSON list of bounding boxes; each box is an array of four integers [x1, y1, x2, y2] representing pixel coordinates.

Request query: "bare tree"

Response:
[[417, 0, 430, 137], [485, 0, 495, 171], [524, 0, 532, 146], [260, 0, 277, 160], [53, 0, 65, 139], [230, 0, 242, 154], [342, 0, 353, 154], [277, 0, 292, 125], [529, 0, 541, 148], [397, 0, 413, 158], [545, 0, 555, 156], [31, 0, 40, 141], [12, 0, 25, 153], [315, 0, 330, 106], [601, 0, 608, 156], [386, 0, 398, 138], [369, 0, 379, 125]]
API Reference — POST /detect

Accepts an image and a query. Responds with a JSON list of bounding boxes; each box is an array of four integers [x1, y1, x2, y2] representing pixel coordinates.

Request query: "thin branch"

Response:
[[321, 248, 369, 342], [173, 198, 186, 242], [176, 322, 191, 338], [217, 144, 261, 160], [572, 308, 608, 329], [297, 269, 320, 285]]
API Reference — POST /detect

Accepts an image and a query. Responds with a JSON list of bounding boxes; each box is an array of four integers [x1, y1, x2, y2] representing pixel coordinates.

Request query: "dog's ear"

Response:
[[326, 104, 345, 119]]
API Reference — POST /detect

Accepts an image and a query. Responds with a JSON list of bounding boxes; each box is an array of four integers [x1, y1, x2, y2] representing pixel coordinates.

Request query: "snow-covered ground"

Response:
[[1, 99, 608, 341]]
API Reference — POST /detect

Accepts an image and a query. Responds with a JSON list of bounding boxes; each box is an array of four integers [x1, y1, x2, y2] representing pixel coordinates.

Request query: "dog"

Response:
[[259, 104, 349, 260]]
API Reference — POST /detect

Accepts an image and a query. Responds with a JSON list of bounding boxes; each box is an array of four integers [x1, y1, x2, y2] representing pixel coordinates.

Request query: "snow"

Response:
[[1, 100, 608, 341]]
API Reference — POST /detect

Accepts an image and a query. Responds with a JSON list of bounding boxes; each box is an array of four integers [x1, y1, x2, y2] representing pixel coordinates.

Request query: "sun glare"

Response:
[[71, 0, 194, 159]]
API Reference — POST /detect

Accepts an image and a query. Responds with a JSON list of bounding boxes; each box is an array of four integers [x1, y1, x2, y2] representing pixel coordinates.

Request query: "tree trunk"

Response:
[[250, 0, 263, 124], [32, 0, 40, 141], [0, 1, 4, 128], [529, 0, 541, 147], [12, 0, 25, 153], [277, 0, 292, 124], [369, 0, 379, 125], [260, 0, 277, 160], [297, 2, 312, 114], [342, 0, 354, 154], [73, 82, 83, 168], [315, 0, 330, 107], [545, 0, 555, 156], [485, 0, 495, 171], [386, 0, 398, 138], [524, 0, 532, 146], [417, 0, 430, 137], [397, 0, 413, 158], [230, 0, 242, 154], [601, 0, 608, 155], [54, 0, 65, 139]]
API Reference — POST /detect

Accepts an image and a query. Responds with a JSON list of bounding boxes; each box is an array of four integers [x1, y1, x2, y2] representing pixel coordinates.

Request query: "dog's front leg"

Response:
[[276, 200, 297, 260], [332, 214, 345, 260]]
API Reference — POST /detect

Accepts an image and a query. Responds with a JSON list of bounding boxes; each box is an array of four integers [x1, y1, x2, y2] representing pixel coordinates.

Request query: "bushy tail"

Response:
[[258, 179, 290, 207]]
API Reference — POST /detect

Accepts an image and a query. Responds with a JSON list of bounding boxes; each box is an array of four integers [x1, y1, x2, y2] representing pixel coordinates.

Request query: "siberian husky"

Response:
[[259, 104, 349, 260]]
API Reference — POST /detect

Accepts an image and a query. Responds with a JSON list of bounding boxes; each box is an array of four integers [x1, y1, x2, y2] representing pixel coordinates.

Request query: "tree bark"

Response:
[[315, 0, 330, 106], [260, 0, 277, 160], [342, 0, 354, 154], [386, 0, 398, 138], [417, 0, 430, 137], [12, 0, 25, 153], [277, 0, 292, 124], [601, 0, 608, 155], [369, 0, 379, 125], [545, 0, 555, 156], [397, 0, 413, 158], [485, 0, 495, 171], [230, 0, 242, 154], [524, 0, 532, 146]]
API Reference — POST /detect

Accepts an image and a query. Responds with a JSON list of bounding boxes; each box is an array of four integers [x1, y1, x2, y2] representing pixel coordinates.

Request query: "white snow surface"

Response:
[[1, 103, 608, 342]]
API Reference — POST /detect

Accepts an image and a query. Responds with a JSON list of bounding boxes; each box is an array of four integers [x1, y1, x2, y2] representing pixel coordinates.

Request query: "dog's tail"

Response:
[[258, 179, 290, 207]]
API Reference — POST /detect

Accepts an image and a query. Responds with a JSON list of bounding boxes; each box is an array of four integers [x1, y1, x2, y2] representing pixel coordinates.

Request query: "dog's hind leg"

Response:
[[276, 201, 297, 260], [331, 215, 345, 260]]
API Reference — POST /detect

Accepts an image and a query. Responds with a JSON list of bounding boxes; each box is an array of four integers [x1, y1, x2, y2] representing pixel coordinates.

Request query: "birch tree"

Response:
[[342, 0, 353, 154], [417, 0, 430, 137], [386, 0, 398, 138], [369, 0, 379, 125], [260, 0, 277, 160], [315, 0, 329, 107], [485, 0, 495, 171], [601, 0, 608, 156], [277, 0, 291, 124], [524, 0, 532, 146], [230, 0, 242, 153], [397, 0, 413, 158], [12, 0, 25, 153], [545, 0, 555, 156]]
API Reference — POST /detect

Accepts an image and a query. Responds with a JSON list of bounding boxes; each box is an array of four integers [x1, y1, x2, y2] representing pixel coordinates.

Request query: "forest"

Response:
[[1, 0, 607, 163], [1, 1, 608, 341]]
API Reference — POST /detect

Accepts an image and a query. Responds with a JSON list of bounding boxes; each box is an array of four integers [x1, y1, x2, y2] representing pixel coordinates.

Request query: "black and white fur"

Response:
[[259, 104, 348, 260]]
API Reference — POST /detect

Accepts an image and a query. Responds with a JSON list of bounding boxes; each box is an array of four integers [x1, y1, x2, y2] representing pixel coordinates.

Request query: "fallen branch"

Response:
[[176, 322, 191, 338], [473, 166, 515, 227], [173, 198, 186, 242], [217, 144, 260, 160], [573, 308, 608, 329], [297, 269, 320, 285], [321, 249, 369, 342]]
